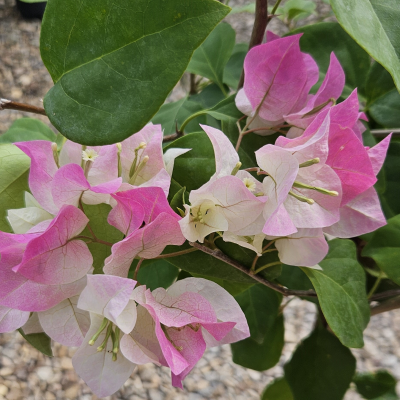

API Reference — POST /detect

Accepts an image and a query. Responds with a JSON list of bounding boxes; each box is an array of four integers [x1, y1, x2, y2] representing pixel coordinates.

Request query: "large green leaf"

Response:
[[187, 22, 235, 95], [130, 259, 179, 291], [152, 97, 207, 136], [262, 378, 294, 400], [369, 90, 400, 128], [18, 329, 53, 357], [376, 142, 400, 218], [223, 42, 248, 89], [231, 314, 284, 371], [277, 264, 318, 304], [365, 62, 396, 105], [41, 0, 230, 145], [303, 239, 370, 348], [366, 63, 400, 127], [330, 0, 400, 93], [362, 215, 400, 286], [80, 203, 124, 274], [290, 22, 371, 97], [235, 284, 282, 344], [0, 144, 31, 233], [163, 244, 256, 284], [284, 327, 356, 400], [164, 132, 215, 191], [353, 370, 398, 400], [0, 118, 56, 143]]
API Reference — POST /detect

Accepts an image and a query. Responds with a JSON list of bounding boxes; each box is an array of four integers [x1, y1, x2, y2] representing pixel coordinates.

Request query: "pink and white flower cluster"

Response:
[[0, 127, 249, 397], [0, 31, 391, 398], [179, 32, 391, 267]]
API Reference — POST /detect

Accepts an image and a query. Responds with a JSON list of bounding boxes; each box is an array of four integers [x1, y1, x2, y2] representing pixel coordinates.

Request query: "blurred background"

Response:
[[1, 0, 399, 399]]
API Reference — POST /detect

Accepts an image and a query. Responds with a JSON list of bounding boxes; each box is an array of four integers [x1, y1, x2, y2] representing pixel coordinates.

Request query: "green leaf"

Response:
[[284, 327, 356, 400], [152, 97, 207, 136], [204, 94, 243, 122], [187, 22, 235, 95], [376, 142, 400, 218], [222, 119, 279, 169], [262, 378, 294, 400], [303, 239, 370, 348], [18, 329, 53, 357], [366, 62, 400, 127], [0, 118, 56, 143], [281, 0, 316, 21], [354, 370, 398, 399], [169, 186, 187, 215], [289, 22, 371, 97], [223, 42, 248, 89], [80, 203, 124, 274], [189, 83, 226, 109], [235, 284, 282, 344], [277, 264, 318, 304], [41, 0, 230, 145], [362, 215, 400, 286], [130, 259, 179, 291], [330, 0, 400, 93], [163, 244, 256, 283], [0, 144, 31, 233], [366, 62, 396, 105], [231, 314, 284, 371], [369, 89, 400, 128], [164, 132, 215, 191]]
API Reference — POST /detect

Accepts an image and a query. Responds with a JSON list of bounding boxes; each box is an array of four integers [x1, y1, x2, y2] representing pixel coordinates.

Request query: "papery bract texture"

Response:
[[13, 205, 92, 285], [72, 313, 135, 398]]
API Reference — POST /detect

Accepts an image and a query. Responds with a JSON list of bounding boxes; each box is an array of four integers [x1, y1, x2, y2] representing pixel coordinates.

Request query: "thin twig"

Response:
[[189, 73, 197, 95], [370, 129, 400, 138], [238, 0, 269, 89], [370, 295, 400, 316], [152, 248, 198, 259], [0, 99, 47, 116], [189, 241, 317, 297], [163, 132, 182, 142], [133, 259, 144, 280], [370, 289, 400, 301]]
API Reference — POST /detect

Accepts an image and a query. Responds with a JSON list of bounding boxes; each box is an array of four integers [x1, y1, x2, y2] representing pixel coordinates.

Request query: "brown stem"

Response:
[[370, 289, 400, 301], [0, 99, 47, 116], [163, 132, 183, 143], [133, 259, 144, 280], [370, 295, 400, 316], [238, 0, 269, 89], [189, 241, 317, 297], [189, 73, 197, 95]]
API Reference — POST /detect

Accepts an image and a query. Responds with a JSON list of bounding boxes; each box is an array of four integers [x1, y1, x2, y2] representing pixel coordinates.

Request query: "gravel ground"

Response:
[[1, 0, 400, 399]]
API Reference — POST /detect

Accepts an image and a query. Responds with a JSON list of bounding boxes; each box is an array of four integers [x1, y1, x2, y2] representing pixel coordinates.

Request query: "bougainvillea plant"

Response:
[[1, 0, 400, 398]]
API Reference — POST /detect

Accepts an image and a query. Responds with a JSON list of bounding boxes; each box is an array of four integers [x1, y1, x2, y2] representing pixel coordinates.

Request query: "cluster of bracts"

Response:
[[0, 33, 391, 397]]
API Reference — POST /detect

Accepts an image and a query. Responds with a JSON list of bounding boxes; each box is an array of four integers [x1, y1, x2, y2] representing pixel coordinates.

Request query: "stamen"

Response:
[[51, 142, 59, 168], [89, 317, 108, 345], [231, 162, 242, 176], [116, 143, 122, 177], [299, 158, 320, 168], [243, 177, 257, 192], [112, 327, 121, 355], [289, 191, 315, 205], [293, 181, 338, 196], [129, 142, 147, 178], [129, 155, 149, 185], [97, 322, 113, 352]]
